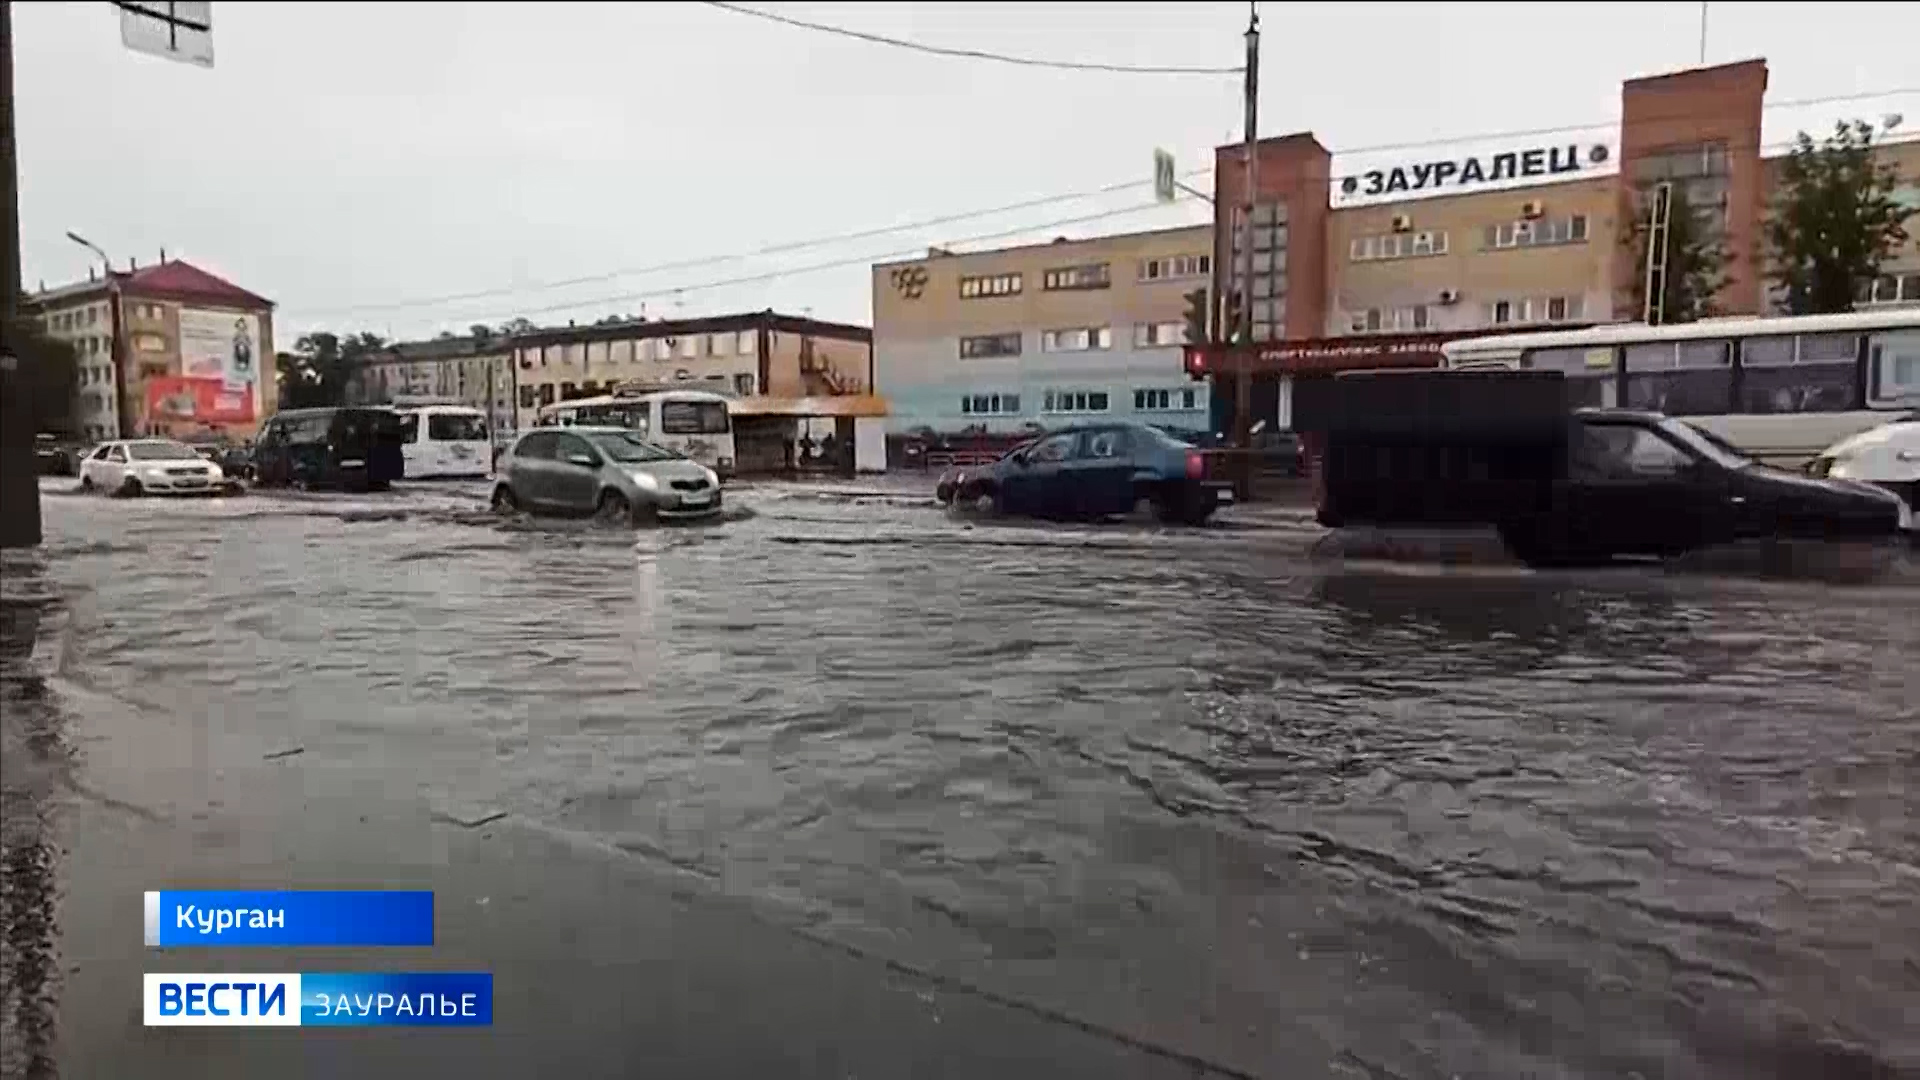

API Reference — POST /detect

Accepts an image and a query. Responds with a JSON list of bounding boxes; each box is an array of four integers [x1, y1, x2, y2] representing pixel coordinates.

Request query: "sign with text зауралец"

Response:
[[1337, 144, 1613, 203]]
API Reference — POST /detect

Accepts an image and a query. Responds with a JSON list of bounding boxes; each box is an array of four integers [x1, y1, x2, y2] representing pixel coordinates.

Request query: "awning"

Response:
[[728, 394, 890, 419]]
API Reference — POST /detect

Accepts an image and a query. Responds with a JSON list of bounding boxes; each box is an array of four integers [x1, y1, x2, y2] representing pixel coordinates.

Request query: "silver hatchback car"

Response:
[[492, 426, 723, 521]]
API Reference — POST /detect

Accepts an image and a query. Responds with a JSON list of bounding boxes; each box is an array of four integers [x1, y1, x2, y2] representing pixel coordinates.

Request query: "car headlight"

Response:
[[629, 471, 660, 491], [702, 467, 720, 487]]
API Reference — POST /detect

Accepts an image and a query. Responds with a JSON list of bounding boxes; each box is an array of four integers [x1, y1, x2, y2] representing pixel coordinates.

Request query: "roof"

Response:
[[728, 395, 890, 419], [120, 259, 274, 309], [511, 310, 870, 349]]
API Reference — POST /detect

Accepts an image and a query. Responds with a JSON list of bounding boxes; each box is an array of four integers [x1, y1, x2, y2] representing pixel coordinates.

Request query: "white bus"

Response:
[[1441, 309, 1920, 467], [394, 402, 493, 479], [535, 389, 736, 476]]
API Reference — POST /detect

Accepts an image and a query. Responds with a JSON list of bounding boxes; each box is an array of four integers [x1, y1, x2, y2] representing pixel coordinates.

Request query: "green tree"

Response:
[[1765, 119, 1915, 315], [277, 330, 386, 409], [496, 317, 536, 336], [1620, 182, 1729, 324], [5, 317, 80, 436]]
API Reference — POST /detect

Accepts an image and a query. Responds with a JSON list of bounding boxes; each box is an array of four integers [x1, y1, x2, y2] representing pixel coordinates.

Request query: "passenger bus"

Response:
[[392, 401, 492, 479], [1441, 309, 1920, 467], [535, 388, 735, 476]]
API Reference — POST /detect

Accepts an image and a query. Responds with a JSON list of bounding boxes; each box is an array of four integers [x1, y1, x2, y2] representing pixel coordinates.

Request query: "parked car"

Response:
[[78, 439, 234, 496], [490, 426, 723, 523], [34, 434, 82, 477], [935, 421, 1230, 525], [251, 407, 405, 491]]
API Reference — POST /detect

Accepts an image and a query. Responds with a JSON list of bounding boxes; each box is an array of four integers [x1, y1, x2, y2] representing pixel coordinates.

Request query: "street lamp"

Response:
[[66, 231, 127, 439]]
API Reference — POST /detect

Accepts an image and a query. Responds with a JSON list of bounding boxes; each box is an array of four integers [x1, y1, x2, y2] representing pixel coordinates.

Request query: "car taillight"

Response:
[[1186, 451, 1205, 480]]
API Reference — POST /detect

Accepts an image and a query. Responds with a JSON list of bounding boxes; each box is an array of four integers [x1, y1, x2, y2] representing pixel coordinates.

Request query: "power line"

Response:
[[696, 1, 1244, 76], [297, 167, 1216, 318], [454, 199, 1189, 329], [301, 85, 1919, 322]]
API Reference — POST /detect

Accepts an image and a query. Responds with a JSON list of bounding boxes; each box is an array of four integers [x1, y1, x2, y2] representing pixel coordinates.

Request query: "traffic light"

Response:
[[1180, 288, 1210, 347]]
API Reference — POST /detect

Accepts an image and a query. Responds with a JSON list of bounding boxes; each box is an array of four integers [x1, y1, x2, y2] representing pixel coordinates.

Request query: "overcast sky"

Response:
[[14, 1, 1918, 344]]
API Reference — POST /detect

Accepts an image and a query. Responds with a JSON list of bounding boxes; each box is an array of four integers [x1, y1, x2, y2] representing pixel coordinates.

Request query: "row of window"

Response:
[[524, 331, 758, 366], [516, 373, 757, 409], [1347, 215, 1590, 264], [957, 387, 1201, 417], [958, 254, 1214, 301], [957, 321, 1191, 359], [1345, 294, 1585, 334], [1528, 329, 1919, 416], [1862, 272, 1920, 306]]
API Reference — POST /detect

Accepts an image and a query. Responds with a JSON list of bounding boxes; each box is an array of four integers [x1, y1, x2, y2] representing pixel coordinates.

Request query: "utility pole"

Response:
[[1232, 1, 1259, 502], [0, 0, 40, 549]]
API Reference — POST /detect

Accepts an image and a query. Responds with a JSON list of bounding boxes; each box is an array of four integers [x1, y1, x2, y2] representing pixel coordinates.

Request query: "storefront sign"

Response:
[[1339, 144, 1611, 200]]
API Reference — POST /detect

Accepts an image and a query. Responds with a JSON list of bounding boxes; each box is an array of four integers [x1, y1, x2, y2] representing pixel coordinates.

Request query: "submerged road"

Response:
[[3, 477, 1917, 1079]]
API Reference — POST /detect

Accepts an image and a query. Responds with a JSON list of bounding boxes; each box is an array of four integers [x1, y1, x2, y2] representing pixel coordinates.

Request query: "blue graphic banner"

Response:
[[144, 890, 435, 948], [143, 972, 493, 1027]]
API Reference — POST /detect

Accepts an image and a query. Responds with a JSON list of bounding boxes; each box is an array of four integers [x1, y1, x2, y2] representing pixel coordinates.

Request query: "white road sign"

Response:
[[118, 1, 214, 68]]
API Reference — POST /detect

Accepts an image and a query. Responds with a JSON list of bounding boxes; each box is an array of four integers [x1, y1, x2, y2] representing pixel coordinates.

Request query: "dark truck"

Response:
[[1296, 369, 1910, 567]]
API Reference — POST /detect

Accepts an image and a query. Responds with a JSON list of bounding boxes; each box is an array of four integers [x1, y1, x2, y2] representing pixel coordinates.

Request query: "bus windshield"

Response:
[[659, 400, 729, 435], [427, 413, 489, 442]]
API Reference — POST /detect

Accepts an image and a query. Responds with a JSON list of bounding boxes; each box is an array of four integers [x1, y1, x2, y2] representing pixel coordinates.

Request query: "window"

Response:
[[958, 392, 1021, 416], [1523, 346, 1617, 408], [518, 386, 539, 409], [1863, 273, 1920, 307], [1741, 332, 1859, 414], [1084, 429, 1128, 459], [1624, 340, 1733, 416], [1486, 215, 1589, 250], [1868, 329, 1920, 405], [1139, 254, 1211, 281], [1134, 321, 1187, 348], [1571, 425, 1693, 480], [736, 330, 756, 355], [1132, 388, 1198, 411], [1042, 390, 1110, 414], [661, 401, 730, 434], [1487, 296, 1585, 326], [611, 340, 634, 363], [428, 413, 489, 442], [734, 373, 755, 395], [959, 333, 1022, 359], [1043, 263, 1110, 291], [1350, 231, 1449, 262], [676, 336, 699, 359], [959, 273, 1022, 299], [1029, 432, 1078, 463], [398, 413, 420, 443], [1040, 327, 1112, 353], [708, 334, 732, 357]]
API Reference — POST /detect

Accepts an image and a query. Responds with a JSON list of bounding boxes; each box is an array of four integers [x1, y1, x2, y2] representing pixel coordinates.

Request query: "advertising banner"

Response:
[[178, 308, 261, 417], [146, 376, 254, 426]]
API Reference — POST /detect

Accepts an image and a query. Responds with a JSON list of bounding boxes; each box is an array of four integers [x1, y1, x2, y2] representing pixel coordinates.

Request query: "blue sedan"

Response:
[[935, 421, 1229, 525]]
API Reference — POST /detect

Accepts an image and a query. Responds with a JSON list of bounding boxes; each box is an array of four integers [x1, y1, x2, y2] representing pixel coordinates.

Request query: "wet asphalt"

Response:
[[2, 475, 1917, 1080]]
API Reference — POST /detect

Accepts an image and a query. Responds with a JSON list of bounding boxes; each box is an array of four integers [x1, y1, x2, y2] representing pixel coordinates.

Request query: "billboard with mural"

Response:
[[177, 307, 260, 420], [145, 376, 255, 426]]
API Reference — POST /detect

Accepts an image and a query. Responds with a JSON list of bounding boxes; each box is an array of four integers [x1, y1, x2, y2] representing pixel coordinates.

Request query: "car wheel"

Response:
[[595, 489, 633, 523], [490, 485, 518, 513], [79, 474, 95, 492], [119, 477, 144, 498]]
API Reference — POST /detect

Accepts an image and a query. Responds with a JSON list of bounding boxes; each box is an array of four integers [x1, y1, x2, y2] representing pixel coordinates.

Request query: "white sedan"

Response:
[[79, 439, 231, 496]]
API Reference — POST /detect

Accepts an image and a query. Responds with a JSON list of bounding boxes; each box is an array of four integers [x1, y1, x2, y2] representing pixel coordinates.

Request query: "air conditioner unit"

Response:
[[1437, 289, 1461, 306], [1520, 200, 1545, 219], [1390, 215, 1413, 233]]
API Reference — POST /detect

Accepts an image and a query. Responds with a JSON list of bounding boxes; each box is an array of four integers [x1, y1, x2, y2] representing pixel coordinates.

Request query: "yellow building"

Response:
[[871, 225, 1216, 434], [27, 257, 278, 442]]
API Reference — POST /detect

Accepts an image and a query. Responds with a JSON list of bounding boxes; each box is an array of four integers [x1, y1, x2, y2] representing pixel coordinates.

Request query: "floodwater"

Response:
[[3, 478, 1917, 1079]]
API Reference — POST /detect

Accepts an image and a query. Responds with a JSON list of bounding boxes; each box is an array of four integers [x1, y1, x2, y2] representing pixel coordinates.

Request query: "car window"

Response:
[[91, 445, 113, 460], [514, 431, 559, 460], [554, 433, 599, 464], [107, 445, 127, 462], [1029, 433, 1078, 464], [398, 413, 419, 442], [1081, 430, 1129, 459], [1573, 424, 1693, 480]]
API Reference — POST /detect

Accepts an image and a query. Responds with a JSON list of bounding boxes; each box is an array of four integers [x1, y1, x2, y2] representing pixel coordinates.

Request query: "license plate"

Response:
[[683, 491, 715, 507]]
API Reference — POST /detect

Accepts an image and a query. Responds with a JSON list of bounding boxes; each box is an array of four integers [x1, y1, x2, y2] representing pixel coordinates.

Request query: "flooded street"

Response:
[[4, 478, 1918, 1079]]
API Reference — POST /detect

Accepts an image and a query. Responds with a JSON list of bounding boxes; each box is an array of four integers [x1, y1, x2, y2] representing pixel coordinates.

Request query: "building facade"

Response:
[[28, 258, 277, 442], [351, 311, 873, 436], [344, 335, 517, 436], [870, 226, 1216, 435], [876, 58, 1919, 437]]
